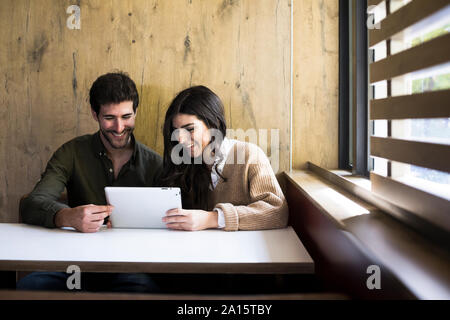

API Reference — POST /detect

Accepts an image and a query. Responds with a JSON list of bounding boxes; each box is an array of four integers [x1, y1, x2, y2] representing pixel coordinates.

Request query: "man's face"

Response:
[[92, 101, 136, 149]]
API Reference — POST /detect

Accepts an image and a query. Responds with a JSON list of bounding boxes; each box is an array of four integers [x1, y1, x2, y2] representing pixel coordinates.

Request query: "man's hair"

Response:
[[89, 72, 139, 114]]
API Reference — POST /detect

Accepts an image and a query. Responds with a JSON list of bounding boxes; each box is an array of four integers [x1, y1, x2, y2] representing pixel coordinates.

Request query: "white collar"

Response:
[[213, 137, 236, 174], [210, 137, 237, 189]]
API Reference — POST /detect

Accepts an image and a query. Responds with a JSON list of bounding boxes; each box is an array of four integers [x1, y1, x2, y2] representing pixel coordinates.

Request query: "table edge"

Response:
[[0, 260, 314, 274]]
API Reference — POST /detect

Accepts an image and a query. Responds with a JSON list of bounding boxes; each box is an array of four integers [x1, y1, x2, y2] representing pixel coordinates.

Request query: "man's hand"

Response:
[[163, 208, 218, 231], [55, 204, 113, 233]]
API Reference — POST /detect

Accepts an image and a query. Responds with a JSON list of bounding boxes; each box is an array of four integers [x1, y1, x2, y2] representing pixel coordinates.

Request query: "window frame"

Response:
[[338, 0, 351, 171], [338, 0, 450, 246], [339, 0, 370, 177]]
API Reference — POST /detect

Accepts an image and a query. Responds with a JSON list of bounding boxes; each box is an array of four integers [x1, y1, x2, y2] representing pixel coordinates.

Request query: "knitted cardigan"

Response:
[[208, 140, 289, 231]]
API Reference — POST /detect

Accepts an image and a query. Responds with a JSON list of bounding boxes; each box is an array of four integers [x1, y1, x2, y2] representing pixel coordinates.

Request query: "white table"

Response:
[[0, 224, 313, 274]]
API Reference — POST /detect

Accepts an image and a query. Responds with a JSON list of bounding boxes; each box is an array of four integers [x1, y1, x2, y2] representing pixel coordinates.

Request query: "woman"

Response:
[[160, 85, 288, 231]]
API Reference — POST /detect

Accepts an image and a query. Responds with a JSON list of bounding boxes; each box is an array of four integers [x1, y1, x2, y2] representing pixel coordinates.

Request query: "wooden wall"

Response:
[[0, 0, 291, 223], [292, 0, 339, 169]]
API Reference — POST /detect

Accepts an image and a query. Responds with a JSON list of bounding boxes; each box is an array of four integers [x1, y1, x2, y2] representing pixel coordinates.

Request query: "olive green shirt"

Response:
[[20, 131, 163, 228]]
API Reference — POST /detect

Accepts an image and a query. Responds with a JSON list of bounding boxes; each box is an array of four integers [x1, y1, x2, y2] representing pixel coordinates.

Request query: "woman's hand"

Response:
[[163, 208, 218, 231]]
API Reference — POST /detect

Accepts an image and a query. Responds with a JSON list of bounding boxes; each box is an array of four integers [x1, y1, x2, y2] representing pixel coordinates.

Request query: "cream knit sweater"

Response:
[[208, 140, 289, 231]]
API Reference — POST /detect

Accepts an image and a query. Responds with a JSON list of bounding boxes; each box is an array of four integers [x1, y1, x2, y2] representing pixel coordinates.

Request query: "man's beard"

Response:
[[100, 127, 134, 149]]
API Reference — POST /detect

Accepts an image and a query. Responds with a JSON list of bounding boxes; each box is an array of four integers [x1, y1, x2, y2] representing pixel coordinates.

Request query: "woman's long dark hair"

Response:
[[160, 86, 227, 210]]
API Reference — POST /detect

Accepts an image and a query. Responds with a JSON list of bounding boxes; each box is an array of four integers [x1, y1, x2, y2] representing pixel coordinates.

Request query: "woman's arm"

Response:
[[163, 208, 218, 231], [215, 145, 289, 231], [162, 144, 289, 231]]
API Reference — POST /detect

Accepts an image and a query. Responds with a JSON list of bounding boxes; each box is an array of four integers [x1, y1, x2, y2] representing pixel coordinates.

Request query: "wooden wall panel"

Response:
[[292, 0, 339, 169], [0, 0, 290, 222]]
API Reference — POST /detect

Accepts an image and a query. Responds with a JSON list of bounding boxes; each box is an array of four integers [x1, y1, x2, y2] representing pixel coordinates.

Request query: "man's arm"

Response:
[[20, 143, 74, 228], [54, 204, 112, 232]]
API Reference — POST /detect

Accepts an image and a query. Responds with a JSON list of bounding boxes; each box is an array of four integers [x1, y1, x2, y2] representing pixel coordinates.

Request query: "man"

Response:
[[17, 72, 162, 292]]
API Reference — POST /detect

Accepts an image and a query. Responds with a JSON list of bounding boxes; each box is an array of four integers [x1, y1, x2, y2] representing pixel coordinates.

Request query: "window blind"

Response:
[[369, 0, 450, 232]]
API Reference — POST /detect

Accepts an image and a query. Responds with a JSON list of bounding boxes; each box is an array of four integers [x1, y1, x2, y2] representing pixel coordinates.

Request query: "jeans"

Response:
[[16, 272, 160, 293]]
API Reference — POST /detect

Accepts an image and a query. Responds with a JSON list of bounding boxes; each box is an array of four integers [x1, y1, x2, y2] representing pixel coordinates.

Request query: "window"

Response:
[[371, 1, 450, 191], [340, 0, 450, 240]]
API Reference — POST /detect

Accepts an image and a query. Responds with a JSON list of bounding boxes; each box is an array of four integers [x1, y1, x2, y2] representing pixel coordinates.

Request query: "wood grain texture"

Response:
[[370, 90, 450, 120], [292, 0, 339, 170], [370, 136, 450, 173], [369, 0, 450, 47], [0, 0, 291, 222], [370, 32, 450, 83]]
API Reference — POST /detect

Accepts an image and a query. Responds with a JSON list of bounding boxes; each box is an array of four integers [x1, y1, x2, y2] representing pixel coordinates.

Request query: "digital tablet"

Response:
[[104, 187, 182, 229]]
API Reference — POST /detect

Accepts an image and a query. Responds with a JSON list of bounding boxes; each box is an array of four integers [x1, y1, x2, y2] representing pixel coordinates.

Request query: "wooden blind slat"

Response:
[[370, 33, 450, 83], [370, 137, 450, 173], [368, 0, 384, 8], [370, 90, 450, 120], [369, 0, 450, 47], [371, 172, 450, 232]]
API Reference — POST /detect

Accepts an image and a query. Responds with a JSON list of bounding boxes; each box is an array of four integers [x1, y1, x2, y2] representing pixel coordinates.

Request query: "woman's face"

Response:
[[172, 113, 211, 158]]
